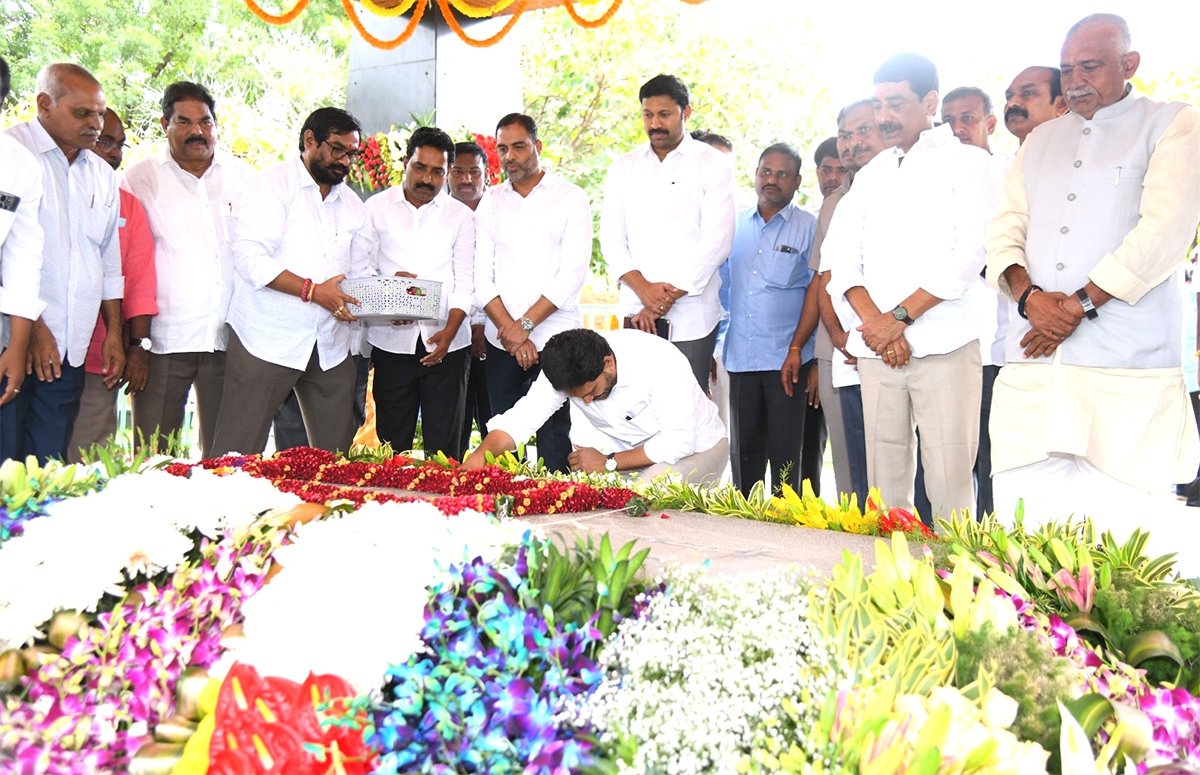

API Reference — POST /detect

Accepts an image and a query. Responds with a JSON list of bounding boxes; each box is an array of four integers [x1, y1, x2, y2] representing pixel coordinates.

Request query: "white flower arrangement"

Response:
[[577, 564, 845, 774], [215, 500, 534, 692], [0, 469, 303, 651]]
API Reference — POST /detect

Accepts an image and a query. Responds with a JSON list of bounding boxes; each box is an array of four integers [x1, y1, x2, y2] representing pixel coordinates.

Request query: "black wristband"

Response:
[[1017, 284, 1043, 320], [1075, 287, 1098, 320]]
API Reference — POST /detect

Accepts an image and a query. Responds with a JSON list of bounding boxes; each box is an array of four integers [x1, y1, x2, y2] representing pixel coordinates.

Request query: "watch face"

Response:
[[893, 307, 908, 321], [520, 318, 534, 332]]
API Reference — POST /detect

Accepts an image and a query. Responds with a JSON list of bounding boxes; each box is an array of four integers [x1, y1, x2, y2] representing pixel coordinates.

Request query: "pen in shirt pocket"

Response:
[[777, 244, 798, 253]]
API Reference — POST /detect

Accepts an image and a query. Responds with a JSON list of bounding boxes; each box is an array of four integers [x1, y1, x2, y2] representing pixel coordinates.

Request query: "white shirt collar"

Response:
[[27, 118, 101, 168]]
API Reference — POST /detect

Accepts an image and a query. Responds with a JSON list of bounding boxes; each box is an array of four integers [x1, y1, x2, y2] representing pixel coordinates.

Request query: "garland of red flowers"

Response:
[[166, 447, 647, 519]]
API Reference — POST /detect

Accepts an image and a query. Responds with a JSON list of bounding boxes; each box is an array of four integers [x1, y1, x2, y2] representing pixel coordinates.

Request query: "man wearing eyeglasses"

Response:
[[211, 107, 373, 456], [119, 82, 251, 458], [723, 142, 817, 496], [66, 108, 158, 460]]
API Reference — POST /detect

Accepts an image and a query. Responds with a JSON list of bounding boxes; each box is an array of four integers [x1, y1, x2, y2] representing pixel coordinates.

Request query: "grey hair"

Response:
[[35, 63, 99, 104], [1067, 13, 1132, 55]]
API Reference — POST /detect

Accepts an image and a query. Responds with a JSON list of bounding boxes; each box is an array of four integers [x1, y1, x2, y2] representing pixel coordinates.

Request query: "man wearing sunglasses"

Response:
[[211, 107, 373, 456]]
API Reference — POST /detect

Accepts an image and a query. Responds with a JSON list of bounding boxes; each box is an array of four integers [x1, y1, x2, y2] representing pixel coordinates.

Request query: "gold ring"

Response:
[[886, 348, 895, 354], [12, 389, 18, 394]]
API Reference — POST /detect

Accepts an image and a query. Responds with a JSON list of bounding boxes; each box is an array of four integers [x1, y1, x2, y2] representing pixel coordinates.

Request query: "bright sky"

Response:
[[699, 0, 1198, 112]]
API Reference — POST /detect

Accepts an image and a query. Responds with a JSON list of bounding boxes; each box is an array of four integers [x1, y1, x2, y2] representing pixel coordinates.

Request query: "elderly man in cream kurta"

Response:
[[985, 13, 1200, 529]]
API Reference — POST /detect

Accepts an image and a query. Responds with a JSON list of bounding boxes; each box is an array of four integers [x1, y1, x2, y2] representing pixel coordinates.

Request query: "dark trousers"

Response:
[[459, 355, 493, 453], [485, 341, 571, 473], [672, 325, 720, 392], [729, 369, 806, 497], [839, 383, 868, 505], [973, 364, 999, 517], [800, 360, 828, 496], [273, 354, 370, 451], [372, 342, 469, 460], [1, 360, 86, 464]]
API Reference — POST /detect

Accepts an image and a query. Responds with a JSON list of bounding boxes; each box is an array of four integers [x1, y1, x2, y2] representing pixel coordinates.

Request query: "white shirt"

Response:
[[825, 123, 991, 360], [0, 133, 47, 329], [5, 119, 123, 367], [121, 149, 253, 354], [473, 170, 591, 350], [601, 132, 736, 341], [364, 189, 474, 354], [228, 157, 374, 371], [488, 328, 726, 464]]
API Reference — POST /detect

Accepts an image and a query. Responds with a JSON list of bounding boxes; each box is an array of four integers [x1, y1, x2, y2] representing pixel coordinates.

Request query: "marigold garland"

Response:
[[562, 0, 623, 28], [436, 0, 527, 47], [446, 0, 519, 18], [245, 0, 310, 24], [360, 0, 418, 16], [341, 0, 429, 49]]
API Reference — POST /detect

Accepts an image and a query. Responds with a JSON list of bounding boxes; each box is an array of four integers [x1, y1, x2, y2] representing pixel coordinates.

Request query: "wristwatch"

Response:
[[892, 306, 915, 326], [519, 317, 535, 332], [605, 452, 618, 472], [1075, 288, 1098, 320], [130, 337, 153, 351]]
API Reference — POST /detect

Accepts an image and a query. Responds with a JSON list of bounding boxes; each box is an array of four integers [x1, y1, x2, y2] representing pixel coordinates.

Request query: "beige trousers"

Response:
[[67, 373, 118, 462], [858, 342, 981, 522], [636, 437, 731, 488]]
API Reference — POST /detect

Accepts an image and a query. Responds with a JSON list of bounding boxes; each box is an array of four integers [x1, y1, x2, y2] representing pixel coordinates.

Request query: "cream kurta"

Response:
[[985, 90, 1200, 489]]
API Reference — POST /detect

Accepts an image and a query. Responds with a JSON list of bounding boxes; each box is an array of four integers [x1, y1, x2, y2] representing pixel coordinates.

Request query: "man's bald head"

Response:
[[34, 63, 106, 161], [1060, 13, 1139, 119]]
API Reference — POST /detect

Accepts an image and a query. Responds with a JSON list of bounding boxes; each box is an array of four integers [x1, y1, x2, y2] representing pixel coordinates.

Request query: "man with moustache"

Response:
[[602, 74, 736, 389], [824, 53, 992, 520], [120, 82, 251, 458], [365, 127, 474, 459], [1002, 67, 1068, 145], [449, 141, 493, 454], [211, 107, 373, 456], [3, 63, 124, 463], [784, 99, 886, 503], [0, 57, 47, 419], [986, 14, 1200, 527], [724, 143, 817, 496], [474, 113, 590, 473], [66, 109, 158, 460]]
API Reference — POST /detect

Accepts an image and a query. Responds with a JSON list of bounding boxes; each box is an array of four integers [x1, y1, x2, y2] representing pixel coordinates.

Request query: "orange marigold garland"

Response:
[[341, 0, 429, 49], [361, 0, 419, 16], [436, 0, 527, 48], [562, 0, 623, 28], [244, 0, 310, 24], [446, 0, 519, 19]]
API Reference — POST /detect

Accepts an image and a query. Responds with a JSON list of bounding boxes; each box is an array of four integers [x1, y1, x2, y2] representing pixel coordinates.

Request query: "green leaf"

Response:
[[1064, 612, 1119, 652], [1125, 631, 1185, 672], [1062, 693, 1114, 739]]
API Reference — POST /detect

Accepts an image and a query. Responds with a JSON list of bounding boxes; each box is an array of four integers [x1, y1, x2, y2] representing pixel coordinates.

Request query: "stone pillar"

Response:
[[346, 2, 523, 139]]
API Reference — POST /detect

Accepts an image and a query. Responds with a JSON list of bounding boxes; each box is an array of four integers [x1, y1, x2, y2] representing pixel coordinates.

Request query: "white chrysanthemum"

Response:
[[215, 500, 532, 693], [0, 469, 305, 651], [576, 564, 840, 775]]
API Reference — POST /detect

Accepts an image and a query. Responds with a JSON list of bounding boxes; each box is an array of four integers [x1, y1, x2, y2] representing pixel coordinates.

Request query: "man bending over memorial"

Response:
[[462, 328, 728, 484]]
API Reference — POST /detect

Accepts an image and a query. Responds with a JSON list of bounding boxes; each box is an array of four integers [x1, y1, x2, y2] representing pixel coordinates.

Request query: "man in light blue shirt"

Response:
[[724, 142, 817, 496]]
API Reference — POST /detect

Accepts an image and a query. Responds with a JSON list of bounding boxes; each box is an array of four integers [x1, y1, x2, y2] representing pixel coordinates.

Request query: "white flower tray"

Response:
[[339, 276, 442, 321]]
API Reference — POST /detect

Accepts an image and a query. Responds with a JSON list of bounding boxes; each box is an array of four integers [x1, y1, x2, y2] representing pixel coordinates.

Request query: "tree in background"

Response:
[[1, 0, 351, 169]]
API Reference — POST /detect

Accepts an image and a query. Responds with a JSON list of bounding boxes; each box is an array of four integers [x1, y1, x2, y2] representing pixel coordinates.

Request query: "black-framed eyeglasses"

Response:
[[322, 140, 361, 162], [96, 137, 126, 152]]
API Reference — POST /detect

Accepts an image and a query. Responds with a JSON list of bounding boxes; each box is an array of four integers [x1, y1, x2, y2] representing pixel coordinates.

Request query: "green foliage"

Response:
[[2, 0, 351, 170], [76, 429, 187, 478], [1093, 580, 1200, 685], [955, 624, 1076, 756], [521, 533, 650, 650]]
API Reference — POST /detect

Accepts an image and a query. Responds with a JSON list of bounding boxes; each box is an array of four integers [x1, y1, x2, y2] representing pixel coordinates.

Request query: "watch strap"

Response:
[[1075, 288, 1098, 320]]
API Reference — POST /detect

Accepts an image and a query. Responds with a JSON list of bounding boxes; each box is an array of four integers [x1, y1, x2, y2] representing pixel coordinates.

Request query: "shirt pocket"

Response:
[[760, 250, 806, 289], [86, 202, 114, 248], [615, 396, 653, 435]]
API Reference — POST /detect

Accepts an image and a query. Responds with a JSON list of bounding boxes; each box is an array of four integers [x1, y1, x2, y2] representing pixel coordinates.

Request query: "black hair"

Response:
[[298, 107, 362, 154], [942, 86, 994, 117], [691, 130, 732, 152], [161, 81, 217, 122], [1044, 67, 1063, 101], [837, 99, 874, 125], [495, 113, 538, 143], [405, 125, 456, 162], [0, 57, 9, 105], [758, 142, 803, 172], [813, 137, 839, 167], [453, 141, 487, 167], [639, 73, 690, 109], [873, 52, 939, 100], [541, 329, 612, 392]]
